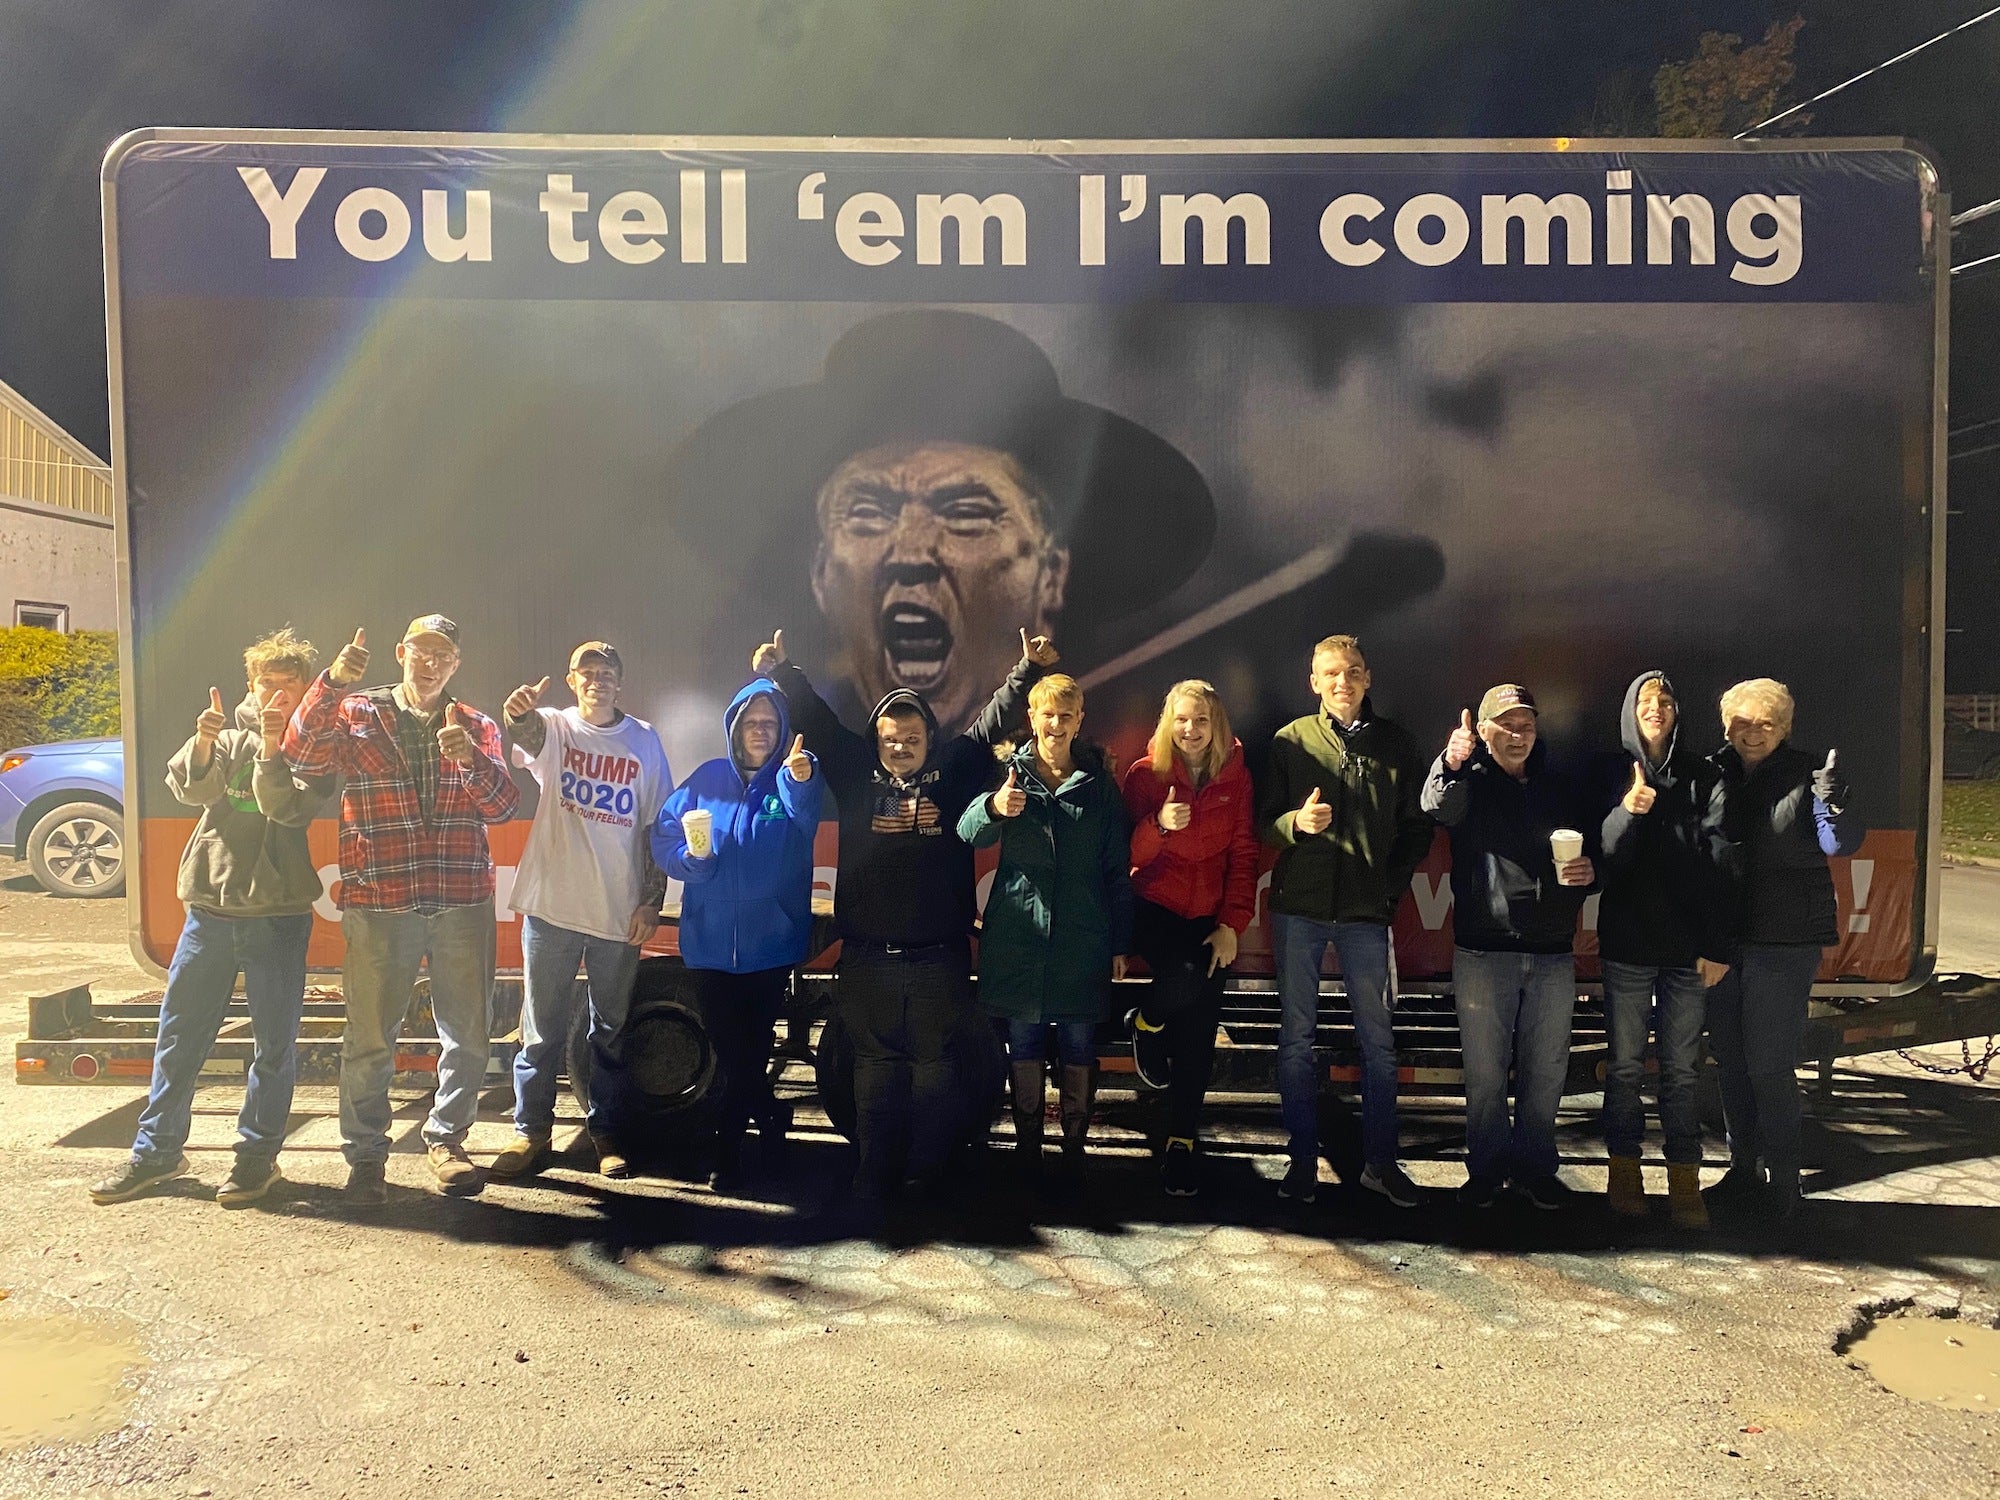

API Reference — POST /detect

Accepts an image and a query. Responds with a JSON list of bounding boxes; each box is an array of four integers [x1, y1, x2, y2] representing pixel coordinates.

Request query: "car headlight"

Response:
[[0, 753, 30, 775]]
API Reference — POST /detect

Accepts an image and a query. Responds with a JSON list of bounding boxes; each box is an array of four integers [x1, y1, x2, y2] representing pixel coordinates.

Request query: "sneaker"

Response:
[[427, 1141, 484, 1196], [1125, 1008, 1171, 1090], [1161, 1138, 1200, 1197], [1277, 1158, 1319, 1204], [216, 1157, 281, 1209], [88, 1154, 190, 1205], [593, 1137, 634, 1180], [1359, 1161, 1421, 1209], [1515, 1174, 1573, 1212], [1458, 1173, 1504, 1209], [345, 1159, 388, 1206], [708, 1137, 745, 1195], [489, 1133, 551, 1179]]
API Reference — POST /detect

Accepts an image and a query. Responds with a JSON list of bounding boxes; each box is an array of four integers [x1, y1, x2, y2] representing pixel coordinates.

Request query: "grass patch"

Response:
[[1941, 779, 2000, 861]]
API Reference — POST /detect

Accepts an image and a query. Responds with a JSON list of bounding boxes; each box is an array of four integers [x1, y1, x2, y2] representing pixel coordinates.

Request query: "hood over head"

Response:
[[1621, 669, 1680, 780], [725, 678, 792, 779], [868, 687, 943, 774]]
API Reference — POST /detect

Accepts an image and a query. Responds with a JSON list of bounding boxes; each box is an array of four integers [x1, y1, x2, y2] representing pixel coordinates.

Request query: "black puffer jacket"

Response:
[[1711, 740, 1860, 950], [1596, 671, 1728, 969], [1421, 739, 1598, 955]]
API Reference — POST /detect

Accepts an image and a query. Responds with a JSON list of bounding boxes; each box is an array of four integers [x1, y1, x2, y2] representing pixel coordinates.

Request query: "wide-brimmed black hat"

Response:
[[664, 310, 1216, 628]]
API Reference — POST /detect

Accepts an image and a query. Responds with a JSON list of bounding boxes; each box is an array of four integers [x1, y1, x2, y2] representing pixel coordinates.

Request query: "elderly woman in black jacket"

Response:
[[1705, 677, 1859, 1221]]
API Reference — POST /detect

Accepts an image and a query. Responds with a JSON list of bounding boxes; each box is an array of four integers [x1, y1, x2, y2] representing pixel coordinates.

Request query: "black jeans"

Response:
[[1705, 942, 1821, 1189], [686, 966, 790, 1148], [1131, 899, 1226, 1142], [839, 942, 975, 1187]]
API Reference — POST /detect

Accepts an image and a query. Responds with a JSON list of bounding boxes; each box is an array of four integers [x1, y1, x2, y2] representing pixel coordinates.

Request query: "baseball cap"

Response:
[[402, 614, 460, 651], [1476, 683, 1538, 722], [569, 641, 623, 674]]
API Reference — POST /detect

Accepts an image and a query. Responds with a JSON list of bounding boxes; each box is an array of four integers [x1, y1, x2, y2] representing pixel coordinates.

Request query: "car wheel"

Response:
[[27, 802, 126, 898]]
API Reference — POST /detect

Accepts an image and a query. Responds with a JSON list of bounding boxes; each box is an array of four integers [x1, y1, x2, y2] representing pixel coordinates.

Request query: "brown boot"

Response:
[[1058, 1063, 1096, 1175], [1606, 1155, 1647, 1217], [1667, 1162, 1711, 1229], [1010, 1061, 1046, 1179]]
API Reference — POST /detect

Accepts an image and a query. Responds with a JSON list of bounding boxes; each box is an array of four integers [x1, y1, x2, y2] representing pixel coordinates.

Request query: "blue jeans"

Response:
[[1007, 1019, 1098, 1066], [132, 908, 313, 1166], [515, 915, 643, 1139], [1705, 942, 1821, 1191], [1454, 947, 1576, 1182], [1273, 914, 1398, 1168], [339, 900, 495, 1165], [1601, 959, 1709, 1164]]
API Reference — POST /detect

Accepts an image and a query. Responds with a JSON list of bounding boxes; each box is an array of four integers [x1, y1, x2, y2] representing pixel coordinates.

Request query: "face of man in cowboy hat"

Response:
[[812, 437, 1069, 737]]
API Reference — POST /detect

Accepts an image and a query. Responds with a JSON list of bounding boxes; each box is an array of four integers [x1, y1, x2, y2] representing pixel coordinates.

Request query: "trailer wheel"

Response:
[[565, 958, 726, 1148], [27, 802, 126, 898]]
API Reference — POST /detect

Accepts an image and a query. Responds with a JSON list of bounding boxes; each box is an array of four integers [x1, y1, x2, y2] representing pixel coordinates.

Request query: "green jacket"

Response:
[[958, 743, 1134, 1024], [1258, 702, 1433, 925]]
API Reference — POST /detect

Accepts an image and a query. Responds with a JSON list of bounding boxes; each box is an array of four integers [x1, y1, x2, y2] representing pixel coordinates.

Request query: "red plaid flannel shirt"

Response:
[[285, 670, 519, 913]]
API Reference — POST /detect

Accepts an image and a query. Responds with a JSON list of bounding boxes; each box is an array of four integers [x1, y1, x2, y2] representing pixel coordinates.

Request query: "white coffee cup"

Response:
[[1549, 828, 1583, 865], [683, 808, 714, 860]]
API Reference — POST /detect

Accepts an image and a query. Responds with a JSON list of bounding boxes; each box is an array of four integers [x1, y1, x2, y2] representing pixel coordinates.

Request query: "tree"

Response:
[[1653, 15, 1809, 138]]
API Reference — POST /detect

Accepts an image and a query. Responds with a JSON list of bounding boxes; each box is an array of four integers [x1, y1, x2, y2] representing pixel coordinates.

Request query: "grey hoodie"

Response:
[[166, 694, 333, 917]]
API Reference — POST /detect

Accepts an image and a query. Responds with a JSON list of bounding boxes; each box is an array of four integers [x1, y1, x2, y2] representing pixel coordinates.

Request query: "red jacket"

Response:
[[285, 672, 519, 913], [1123, 741, 1260, 932]]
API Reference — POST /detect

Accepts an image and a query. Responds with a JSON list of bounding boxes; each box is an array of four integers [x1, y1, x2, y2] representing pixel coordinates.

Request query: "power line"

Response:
[[1736, 5, 2000, 137]]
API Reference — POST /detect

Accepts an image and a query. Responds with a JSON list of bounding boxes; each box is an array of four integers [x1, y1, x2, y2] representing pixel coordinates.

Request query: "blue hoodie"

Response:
[[651, 680, 824, 973]]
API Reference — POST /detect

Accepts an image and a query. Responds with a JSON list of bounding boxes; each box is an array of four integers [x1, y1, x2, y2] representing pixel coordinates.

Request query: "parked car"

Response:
[[1945, 716, 2000, 781], [0, 737, 125, 897]]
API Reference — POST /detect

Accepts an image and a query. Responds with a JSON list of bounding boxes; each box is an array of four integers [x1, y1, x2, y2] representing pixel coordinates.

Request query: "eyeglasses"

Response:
[[404, 647, 457, 670]]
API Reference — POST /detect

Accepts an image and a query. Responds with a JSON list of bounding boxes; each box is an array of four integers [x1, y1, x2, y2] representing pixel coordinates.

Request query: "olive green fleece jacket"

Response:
[[1258, 702, 1433, 925]]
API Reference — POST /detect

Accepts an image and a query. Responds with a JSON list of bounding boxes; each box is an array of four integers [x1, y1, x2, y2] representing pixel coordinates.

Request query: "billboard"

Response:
[[104, 133, 1946, 985]]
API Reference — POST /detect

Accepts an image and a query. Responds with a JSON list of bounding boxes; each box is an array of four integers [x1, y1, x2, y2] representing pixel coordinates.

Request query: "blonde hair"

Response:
[[243, 626, 317, 683], [1148, 679, 1232, 784], [1312, 633, 1365, 666], [1719, 678, 1795, 738], [1027, 673, 1083, 713]]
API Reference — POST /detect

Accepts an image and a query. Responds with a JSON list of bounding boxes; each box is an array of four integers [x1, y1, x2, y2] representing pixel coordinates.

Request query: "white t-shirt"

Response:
[[510, 708, 672, 942]]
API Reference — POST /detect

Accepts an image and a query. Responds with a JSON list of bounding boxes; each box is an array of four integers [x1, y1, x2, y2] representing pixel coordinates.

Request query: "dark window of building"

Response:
[[13, 602, 70, 632]]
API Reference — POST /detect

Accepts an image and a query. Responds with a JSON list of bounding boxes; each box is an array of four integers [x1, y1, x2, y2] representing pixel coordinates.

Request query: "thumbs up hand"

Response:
[[329, 627, 369, 687], [1019, 626, 1061, 668], [784, 733, 813, 783], [1812, 747, 1848, 809], [258, 687, 294, 752], [750, 629, 787, 676], [505, 675, 550, 721], [1445, 708, 1478, 771], [1158, 783, 1192, 832], [992, 765, 1027, 818], [437, 702, 476, 766], [1295, 785, 1333, 837], [196, 686, 228, 746], [1622, 760, 1657, 816]]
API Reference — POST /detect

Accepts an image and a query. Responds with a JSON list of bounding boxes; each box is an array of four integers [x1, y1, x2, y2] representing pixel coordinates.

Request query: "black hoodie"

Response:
[[1421, 736, 1598, 955], [768, 657, 1042, 947], [1595, 670, 1728, 969]]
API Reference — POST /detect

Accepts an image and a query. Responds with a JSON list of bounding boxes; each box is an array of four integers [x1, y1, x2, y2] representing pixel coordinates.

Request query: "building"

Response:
[[0, 375, 114, 633]]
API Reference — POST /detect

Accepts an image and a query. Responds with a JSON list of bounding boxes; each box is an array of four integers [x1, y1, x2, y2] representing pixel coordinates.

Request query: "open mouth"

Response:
[[880, 604, 954, 690]]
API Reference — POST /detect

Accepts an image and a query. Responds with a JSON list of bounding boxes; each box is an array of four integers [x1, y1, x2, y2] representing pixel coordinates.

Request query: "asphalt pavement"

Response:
[[0, 857, 1995, 1498]]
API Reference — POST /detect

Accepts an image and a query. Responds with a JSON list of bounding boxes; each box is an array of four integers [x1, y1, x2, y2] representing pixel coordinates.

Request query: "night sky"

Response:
[[2, 0, 1994, 679]]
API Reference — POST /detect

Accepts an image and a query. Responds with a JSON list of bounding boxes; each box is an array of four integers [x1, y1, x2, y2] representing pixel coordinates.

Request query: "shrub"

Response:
[[0, 627, 120, 747]]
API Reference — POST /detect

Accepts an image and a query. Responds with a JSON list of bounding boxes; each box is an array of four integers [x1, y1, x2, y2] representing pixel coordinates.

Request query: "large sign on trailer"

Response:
[[103, 133, 1946, 984]]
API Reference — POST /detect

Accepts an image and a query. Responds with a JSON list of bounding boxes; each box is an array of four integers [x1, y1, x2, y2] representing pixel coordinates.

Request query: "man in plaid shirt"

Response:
[[286, 614, 519, 1203]]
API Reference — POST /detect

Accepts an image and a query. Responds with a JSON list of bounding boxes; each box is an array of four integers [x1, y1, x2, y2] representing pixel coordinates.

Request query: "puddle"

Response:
[[0, 1313, 145, 1449], [1846, 1313, 2000, 1413]]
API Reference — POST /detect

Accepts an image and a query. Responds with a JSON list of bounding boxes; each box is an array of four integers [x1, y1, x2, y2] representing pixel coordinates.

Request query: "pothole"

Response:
[[0, 1311, 146, 1449], [1836, 1300, 2000, 1414]]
